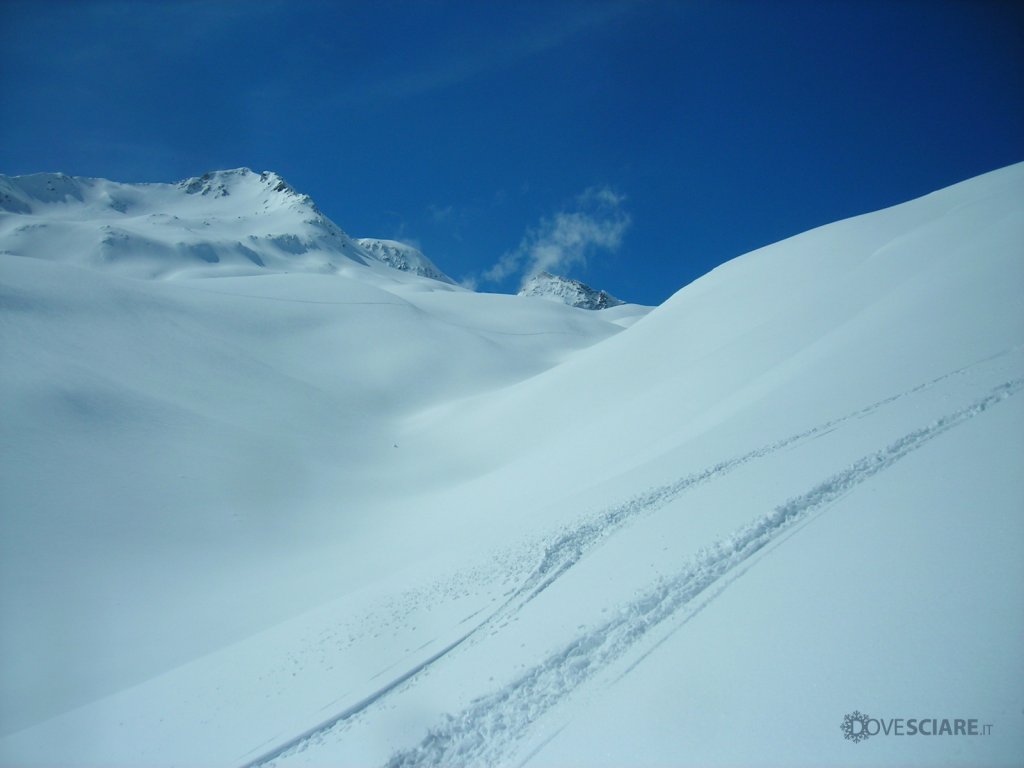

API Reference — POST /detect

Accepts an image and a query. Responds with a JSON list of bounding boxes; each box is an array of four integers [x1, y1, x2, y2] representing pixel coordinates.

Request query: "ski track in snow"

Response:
[[509, 348, 1023, 613], [385, 376, 1023, 767], [240, 352, 1021, 767]]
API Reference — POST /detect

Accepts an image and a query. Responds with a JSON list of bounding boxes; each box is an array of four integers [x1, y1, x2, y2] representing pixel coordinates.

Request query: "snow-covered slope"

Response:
[[0, 170, 648, 737], [1, 164, 1022, 768], [356, 238, 455, 284], [518, 270, 624, 309]]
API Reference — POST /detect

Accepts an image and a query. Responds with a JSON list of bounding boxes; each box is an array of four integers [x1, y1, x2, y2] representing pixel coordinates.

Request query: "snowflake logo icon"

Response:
[[841, 711, 872, 743]]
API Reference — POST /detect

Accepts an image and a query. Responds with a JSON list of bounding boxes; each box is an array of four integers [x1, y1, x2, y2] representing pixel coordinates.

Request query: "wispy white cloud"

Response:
[[483, 185, 631, 286]]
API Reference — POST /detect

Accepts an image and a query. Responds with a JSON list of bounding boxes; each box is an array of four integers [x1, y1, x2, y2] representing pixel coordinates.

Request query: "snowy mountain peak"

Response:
[[0, 169, 459, 284], [518, 271, 625, 310], [177, 168, 302, 202], [177, 167, 256, 197], [355, 238, 455, 284], [175, 168, 322, 214]]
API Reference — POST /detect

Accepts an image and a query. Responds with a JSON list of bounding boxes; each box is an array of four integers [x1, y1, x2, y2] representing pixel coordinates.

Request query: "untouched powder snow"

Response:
[[1, 163, 1022, 767]]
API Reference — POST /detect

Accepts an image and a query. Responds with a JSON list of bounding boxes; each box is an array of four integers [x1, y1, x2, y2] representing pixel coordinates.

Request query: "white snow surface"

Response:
[[1, 163, 1022, 767]]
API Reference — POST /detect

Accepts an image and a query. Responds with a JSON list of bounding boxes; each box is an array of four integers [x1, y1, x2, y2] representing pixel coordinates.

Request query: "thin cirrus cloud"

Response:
[[337, 4, 627, 106], [484, 186, 631, 287]]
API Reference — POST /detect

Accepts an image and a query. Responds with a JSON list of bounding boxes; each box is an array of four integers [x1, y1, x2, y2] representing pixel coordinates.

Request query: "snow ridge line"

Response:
[[384, 377, 1023, 768]]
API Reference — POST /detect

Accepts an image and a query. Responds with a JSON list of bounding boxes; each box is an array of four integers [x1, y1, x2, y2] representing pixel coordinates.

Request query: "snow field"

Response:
[[1, 163, 1022, 766]]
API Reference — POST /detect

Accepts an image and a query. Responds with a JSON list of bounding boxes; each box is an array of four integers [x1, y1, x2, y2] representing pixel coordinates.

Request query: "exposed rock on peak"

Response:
[[356, 238, 455, 284], [518, 271, 625, 310]]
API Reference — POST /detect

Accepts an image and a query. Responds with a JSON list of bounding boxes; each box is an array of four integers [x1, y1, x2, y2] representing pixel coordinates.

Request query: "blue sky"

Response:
[[1, 0, 1022, 305]]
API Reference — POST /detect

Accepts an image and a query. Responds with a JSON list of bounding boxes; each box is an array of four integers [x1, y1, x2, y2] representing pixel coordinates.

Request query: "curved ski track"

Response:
[[238, 353, 1022, 768]]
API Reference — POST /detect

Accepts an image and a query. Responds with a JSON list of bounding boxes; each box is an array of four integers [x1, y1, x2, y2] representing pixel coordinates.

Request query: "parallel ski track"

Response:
[[386, 377, 1023, 767], [238, 352, 1020, 767]]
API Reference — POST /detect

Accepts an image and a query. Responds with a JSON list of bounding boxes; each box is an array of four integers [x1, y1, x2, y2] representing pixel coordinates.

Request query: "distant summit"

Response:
[[518, 271, 625, 310], [0, 169, 455, 284], [177, 169, 310, 207], [355, 238, 454, 284]]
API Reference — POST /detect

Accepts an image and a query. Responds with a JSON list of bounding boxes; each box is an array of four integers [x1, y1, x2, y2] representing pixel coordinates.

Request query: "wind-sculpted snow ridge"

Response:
[[384, 376, 1024, 767]]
